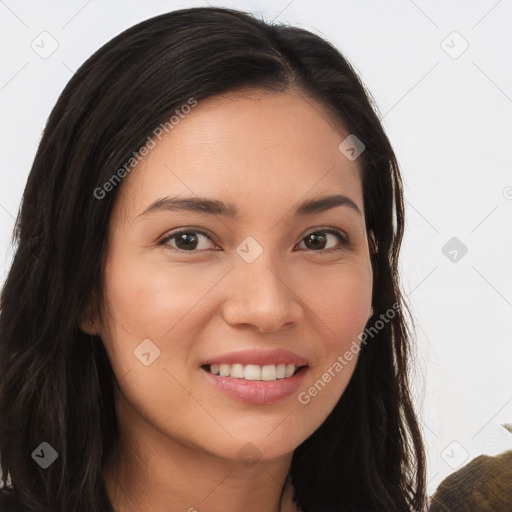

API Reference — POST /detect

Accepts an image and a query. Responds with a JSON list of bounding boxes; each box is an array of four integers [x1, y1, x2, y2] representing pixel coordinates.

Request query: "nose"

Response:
[[221, 254, 304, 334]]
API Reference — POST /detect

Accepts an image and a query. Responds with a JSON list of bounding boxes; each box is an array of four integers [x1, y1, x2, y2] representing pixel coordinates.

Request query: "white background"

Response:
[[0, 0, 511, 495]]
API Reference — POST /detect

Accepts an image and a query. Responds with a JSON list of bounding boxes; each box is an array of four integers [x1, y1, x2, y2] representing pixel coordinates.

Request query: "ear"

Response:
[[78, 289, 101, 335], [79, 315, 97, 335]]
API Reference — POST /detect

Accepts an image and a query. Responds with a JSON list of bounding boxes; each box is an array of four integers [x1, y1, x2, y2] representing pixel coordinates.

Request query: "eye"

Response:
[[158, 229, 217, 252], [296, 229, 349, 252], [158, 227, 349, 253]]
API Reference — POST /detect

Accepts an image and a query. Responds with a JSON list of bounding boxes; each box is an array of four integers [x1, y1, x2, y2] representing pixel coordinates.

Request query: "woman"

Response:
[[0, 6, 427, 511]]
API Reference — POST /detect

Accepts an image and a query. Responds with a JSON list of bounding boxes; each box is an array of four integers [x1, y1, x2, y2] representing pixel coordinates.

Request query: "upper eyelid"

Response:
[[158, 227, 216, 245]]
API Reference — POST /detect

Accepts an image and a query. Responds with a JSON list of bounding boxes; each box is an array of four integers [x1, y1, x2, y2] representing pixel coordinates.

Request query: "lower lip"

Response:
[[200, 366, 308, 405]]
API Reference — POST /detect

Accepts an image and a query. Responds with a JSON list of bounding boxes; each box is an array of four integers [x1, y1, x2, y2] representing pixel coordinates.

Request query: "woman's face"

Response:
[[95, 88, 373, 464]]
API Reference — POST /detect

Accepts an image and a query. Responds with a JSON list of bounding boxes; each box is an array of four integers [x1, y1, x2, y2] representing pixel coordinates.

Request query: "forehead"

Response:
[[115, 88, 364, 221]]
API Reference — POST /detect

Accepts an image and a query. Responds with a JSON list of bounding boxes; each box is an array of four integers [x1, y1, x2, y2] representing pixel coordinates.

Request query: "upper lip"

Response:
[[202, 348, 308, 367]]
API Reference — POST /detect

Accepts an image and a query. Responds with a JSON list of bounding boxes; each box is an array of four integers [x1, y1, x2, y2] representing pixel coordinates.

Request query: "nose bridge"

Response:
[[223, 237, 302, 332], [238, 238, 288, 304]]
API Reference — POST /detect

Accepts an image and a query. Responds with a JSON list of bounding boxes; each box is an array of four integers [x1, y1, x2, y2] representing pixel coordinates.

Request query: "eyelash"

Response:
[[157, 227, 350, 253]]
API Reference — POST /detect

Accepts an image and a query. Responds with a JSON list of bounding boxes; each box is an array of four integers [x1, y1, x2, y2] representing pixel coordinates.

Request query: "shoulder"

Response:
[[429, 449, 512, 511]]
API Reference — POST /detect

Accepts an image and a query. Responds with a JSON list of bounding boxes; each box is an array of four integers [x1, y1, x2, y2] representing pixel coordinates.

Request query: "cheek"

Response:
[[100, 249, 231, 395], [304, 259, 372, 352], [100, 252, 213, 435], [294, 260, 372, 415], [103, 250, 220, 338]]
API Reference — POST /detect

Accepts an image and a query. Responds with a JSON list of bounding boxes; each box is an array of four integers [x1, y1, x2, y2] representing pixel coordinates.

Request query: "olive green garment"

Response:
[[429, 449, 512, 512]]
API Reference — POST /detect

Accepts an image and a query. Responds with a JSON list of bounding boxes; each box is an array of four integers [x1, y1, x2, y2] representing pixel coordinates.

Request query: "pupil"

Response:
[[305, 233, 326, 250], [177, 233, 197, 250]]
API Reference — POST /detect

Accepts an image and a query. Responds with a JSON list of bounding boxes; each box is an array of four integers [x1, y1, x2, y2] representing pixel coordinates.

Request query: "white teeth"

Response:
[[261, 365, 276, 381], [230, 363, 244, 379], [244, 364, 261, 380], [205, 363, 304, 381], [285, 364, 296, 378]]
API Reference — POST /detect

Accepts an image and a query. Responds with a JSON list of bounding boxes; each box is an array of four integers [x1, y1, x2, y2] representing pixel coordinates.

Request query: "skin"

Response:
[[81, 87, 373, 512]]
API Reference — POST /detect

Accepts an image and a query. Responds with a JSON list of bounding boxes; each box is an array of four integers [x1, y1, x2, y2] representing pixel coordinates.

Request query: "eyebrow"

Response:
[[137, 193, 362, 218]]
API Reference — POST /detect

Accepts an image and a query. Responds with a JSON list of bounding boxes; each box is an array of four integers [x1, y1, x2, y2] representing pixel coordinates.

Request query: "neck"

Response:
[[103, 393, 297, 512]]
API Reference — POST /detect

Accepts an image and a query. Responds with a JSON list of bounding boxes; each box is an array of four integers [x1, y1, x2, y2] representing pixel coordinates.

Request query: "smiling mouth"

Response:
[[201, 363, 308, 381]]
